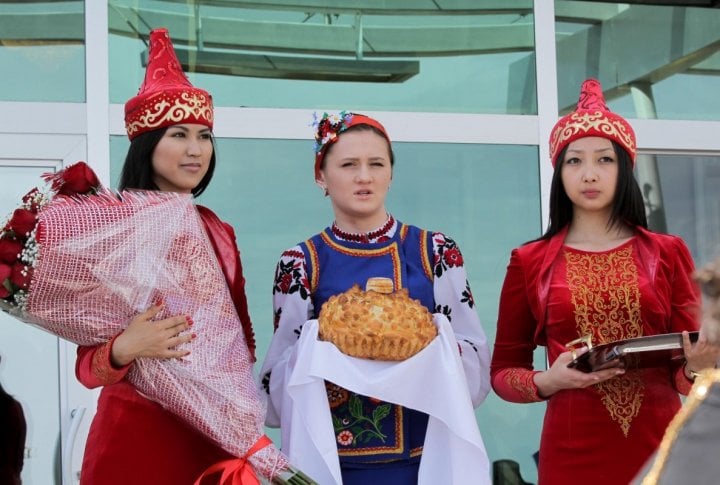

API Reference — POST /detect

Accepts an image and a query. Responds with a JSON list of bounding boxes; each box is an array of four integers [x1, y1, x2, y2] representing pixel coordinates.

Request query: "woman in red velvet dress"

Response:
[[76, 28, 256, 484], [490, 78, 720, 485]]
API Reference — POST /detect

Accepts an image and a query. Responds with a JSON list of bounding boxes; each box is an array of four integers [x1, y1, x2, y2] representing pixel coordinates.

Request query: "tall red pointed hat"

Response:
[[549, 78, 636, 167], [124, 28, 213, 140]]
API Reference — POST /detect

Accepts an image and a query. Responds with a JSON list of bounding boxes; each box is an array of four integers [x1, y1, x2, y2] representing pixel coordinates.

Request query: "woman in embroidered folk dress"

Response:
[[76, 29, 256, 484], [490, 78, 720, 485], [260, 112, 491, 484]]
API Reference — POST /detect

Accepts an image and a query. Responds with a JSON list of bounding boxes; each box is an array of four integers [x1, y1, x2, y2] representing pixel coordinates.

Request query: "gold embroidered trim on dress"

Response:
[[419, 230, 433, 281], [565, 245, 644, 435], [305, 239, 319, 293], [507, 368, 543, 402], [91, 338, 125, 384], [596, 374, 644, 437], [320, 231, 403, 289]]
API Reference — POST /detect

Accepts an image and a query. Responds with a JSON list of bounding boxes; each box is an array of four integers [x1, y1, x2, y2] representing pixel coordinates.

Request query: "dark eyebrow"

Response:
[[566, 146, 614, 154], [167, 125, 212, 135]]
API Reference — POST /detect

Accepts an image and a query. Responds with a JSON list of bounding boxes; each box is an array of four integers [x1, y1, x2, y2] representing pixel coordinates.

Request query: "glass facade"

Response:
[[651, 154, 720, 266], [108, 0, 537, 114], [1, 2, 720, 484], [0, 1, 86, 102], [556, 1, 720, 121]]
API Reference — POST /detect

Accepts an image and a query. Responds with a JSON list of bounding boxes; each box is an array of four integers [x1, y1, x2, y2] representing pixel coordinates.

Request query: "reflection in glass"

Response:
[[555, 1, 720, 121], [650, 154, 720, 267], [108, 0, 536, 114], [0, 1, 85, 102]]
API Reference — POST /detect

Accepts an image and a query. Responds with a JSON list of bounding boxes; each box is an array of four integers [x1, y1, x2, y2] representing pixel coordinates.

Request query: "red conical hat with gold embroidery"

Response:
[[549, 79, 636, 167], [124, 28, 213, 140]]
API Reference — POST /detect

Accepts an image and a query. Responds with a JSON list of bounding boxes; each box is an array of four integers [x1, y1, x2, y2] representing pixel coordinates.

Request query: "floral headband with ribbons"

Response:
[[312, 111, 391, 180]]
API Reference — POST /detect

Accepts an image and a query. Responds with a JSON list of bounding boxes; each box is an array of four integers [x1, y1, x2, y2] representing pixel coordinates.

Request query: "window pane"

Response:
[[110, 135, 543, 478], [109, 0, 536, 114], [0, 1, 85, 102], [639, 154, 720, 267], [555, 1, 720, 121]]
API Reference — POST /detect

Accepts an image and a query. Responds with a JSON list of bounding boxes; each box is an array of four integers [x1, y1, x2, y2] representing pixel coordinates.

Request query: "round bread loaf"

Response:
[[318, 278, 437, 361]]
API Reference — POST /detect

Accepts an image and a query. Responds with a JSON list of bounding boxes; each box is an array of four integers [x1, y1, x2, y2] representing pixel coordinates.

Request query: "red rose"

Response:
[[8, 208, 37, 239], [0, 263, 11, 298], [11, 262, 32, 290], [0, 238, 23, 264], [54, 162, 100, 196]]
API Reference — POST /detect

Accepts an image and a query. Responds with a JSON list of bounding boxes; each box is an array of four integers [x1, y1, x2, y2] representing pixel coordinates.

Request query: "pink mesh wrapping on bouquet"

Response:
[[23, 190, 289, 480]]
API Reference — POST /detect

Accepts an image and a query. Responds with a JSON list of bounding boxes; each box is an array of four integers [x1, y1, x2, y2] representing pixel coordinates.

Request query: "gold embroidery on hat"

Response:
[[550, 111, 636, 160], [126, 92, 213, 138]]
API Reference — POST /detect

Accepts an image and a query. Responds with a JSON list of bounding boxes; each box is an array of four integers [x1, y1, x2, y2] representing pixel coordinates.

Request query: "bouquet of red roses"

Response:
[[1, 162, 101, 304], [0, 162, 314, 485]]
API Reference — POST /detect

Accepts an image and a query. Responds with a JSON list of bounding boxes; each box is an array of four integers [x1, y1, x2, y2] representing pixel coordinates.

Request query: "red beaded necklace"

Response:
[[331, 215, 395, 243]]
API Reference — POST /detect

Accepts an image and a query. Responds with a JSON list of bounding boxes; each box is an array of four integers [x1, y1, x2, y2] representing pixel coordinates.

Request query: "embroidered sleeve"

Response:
[[270, 246, 313, 334], [260, 246, 315, 427], [75, 333, 132, 389], [493, 368, 545, 403], [431, 232, 491, 408]]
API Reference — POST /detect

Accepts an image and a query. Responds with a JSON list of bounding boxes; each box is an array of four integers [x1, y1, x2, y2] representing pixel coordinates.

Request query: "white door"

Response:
[[0, 134, 98, 485]]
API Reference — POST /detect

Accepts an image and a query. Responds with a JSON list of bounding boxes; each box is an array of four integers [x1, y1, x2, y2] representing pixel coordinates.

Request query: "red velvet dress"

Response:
[[491, 227, 699, 485], [76, 206, 255, 485]]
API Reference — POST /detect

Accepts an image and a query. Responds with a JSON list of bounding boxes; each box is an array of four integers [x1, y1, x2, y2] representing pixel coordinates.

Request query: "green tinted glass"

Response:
[[641, 154, 720, 266], [0, 1, 85, 102], [555, 1, 720, 121], [109, 0, 536, 114]]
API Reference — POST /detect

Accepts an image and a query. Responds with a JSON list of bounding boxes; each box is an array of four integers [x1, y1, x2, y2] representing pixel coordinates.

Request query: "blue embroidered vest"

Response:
[[300, 222, 435, 465]]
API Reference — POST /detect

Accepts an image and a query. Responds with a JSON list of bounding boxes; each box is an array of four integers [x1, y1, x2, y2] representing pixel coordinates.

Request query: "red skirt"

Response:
[[80, 381, 233, 485]]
